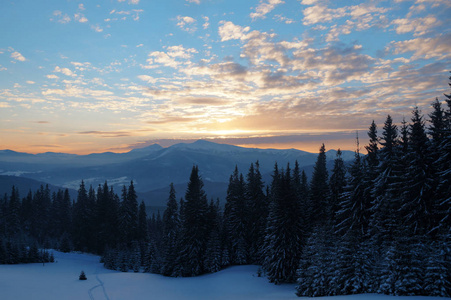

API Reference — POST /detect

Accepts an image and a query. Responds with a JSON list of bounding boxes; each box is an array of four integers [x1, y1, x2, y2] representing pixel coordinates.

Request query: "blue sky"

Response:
[[1, 0, 450, 154]]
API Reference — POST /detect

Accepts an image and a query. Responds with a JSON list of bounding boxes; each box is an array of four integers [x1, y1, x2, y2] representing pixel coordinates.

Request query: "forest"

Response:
[[0, 76, 450, 297]]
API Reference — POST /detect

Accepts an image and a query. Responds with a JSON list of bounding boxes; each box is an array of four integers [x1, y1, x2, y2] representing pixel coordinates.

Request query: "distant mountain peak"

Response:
[[169, 139, 243, 152], [129, 143, 163, 153]]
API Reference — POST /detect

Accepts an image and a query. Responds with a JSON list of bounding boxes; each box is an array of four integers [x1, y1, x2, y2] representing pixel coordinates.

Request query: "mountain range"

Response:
[[0, 140, 356, 207]]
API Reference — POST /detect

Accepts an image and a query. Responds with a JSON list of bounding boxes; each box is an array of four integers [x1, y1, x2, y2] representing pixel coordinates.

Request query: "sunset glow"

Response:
[[1, 0, 450, 154]]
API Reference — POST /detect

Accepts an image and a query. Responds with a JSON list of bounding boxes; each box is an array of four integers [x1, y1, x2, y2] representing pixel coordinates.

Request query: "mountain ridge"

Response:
[[0, 140, 358, 206]]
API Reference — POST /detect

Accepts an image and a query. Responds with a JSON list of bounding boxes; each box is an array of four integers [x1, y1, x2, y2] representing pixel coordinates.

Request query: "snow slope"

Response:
[[0, 251, 448, 300]]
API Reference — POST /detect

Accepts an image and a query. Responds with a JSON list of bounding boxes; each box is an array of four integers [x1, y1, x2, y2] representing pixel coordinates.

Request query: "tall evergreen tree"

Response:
[[73, 181, 94, 252], [138, 201, 148, 242], [363, 121, 379, 214], [329, 149, 347, 222], [309, 144, 330, 226], [370, 115, 405, 289], [336, 138, 368, 237], [61, 189, 72, 237], [31, 185, 52, 244], [245, 161, 267, 264], [7, 186, 20, 237], [264, 164, 303, 283], [371, 115, 402, 244], [224, 166, 248, 265], [433, 83, 451, 234], [178, 166, 209, 276], [401, 107, 433, 235], [204, 199, 222, 273], [334, 138, 374, 295], [120, 182, 139, 245], [161, 183, 179, 276], [127, 181, 139, 241], [95, 182, 119, 253]]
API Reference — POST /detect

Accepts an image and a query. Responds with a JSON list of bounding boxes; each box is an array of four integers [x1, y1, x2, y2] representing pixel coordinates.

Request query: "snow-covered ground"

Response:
[[0, 251, 448, 300]]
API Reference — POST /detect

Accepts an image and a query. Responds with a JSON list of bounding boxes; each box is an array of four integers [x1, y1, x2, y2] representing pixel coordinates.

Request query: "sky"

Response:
[[0, 0, 450, 155]]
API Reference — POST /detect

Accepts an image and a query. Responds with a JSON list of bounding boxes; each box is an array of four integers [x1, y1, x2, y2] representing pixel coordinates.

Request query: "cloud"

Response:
[[118, 0, 140, 4], [390, 33, 451, 60], [274, 14, 294, 24], [218, 21, 250, 41], [52, 10, 71, 24], [11, 51, 26, 61], [250, 0, 284, 20], [0, 65, 6, 71], [54, 66, 76, 77], [77, 130, 133, 137], [146, 117, 197, 125], [78, 4, 85, 10], [91, 24, 103, 32], [30, 144, 62, 149], [144, 45, 198, 69], [176, 96, 229, 106], [392, 15, 441, 36], [42, 86, 114, 98], [46, 74, 59, 79], [302, 5, 347, 25], [240, 30, 298, 67], [176, 16, 197, 33], [32, 121, 50, 124], [202, 16, 210, 29], [137, 75, 157, 83], [167, 45, 198, 58], [26, 81, 35, 84], [300, 0, 318, 4], [74, 13, 88, 23], [70, 61, 93, 71], [186, 0, 201, 4], [302, 3, 387, 26], [108, 9, 143, 21]]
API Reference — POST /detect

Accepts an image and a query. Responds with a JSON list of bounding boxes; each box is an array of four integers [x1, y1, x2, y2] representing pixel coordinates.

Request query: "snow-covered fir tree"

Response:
[[161, 183, 179, 276], [263, 164, 303, 284], [224, 166, 248, 265], [178, 166, 209, 276]]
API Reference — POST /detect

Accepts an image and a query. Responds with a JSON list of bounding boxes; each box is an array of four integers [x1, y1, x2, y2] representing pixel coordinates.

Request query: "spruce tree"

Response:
[[178, 166, 209, 276], [401, 107, 433, 235], [363, 121, 379, 217], [204, 199, 222, 273], [224, 166, 248, 265], [329, 149, 347, 222], [434, 79, 451, 234], [96, 182, 119, 253], [336, 139, 368, 236], [264, 164, 303, 283], [371, 115, 402, 245], [120, 182, 139, 245], [309, 144, 330, 226], [73, 181, 94, 252], [245, 161, 267, 264], [137, 201, 148, 242], [161, 183, 179, 276], [7, 186, 20, 237], [296, 223, 336, 297], [127, 181, 139, 241]]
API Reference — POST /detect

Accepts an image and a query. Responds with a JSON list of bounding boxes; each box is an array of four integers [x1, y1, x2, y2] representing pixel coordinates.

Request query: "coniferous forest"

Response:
[[1, 76, 450, 297]]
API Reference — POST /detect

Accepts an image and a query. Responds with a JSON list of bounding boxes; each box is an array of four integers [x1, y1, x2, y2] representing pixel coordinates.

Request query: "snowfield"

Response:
[[0, 251, 448, 300]]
